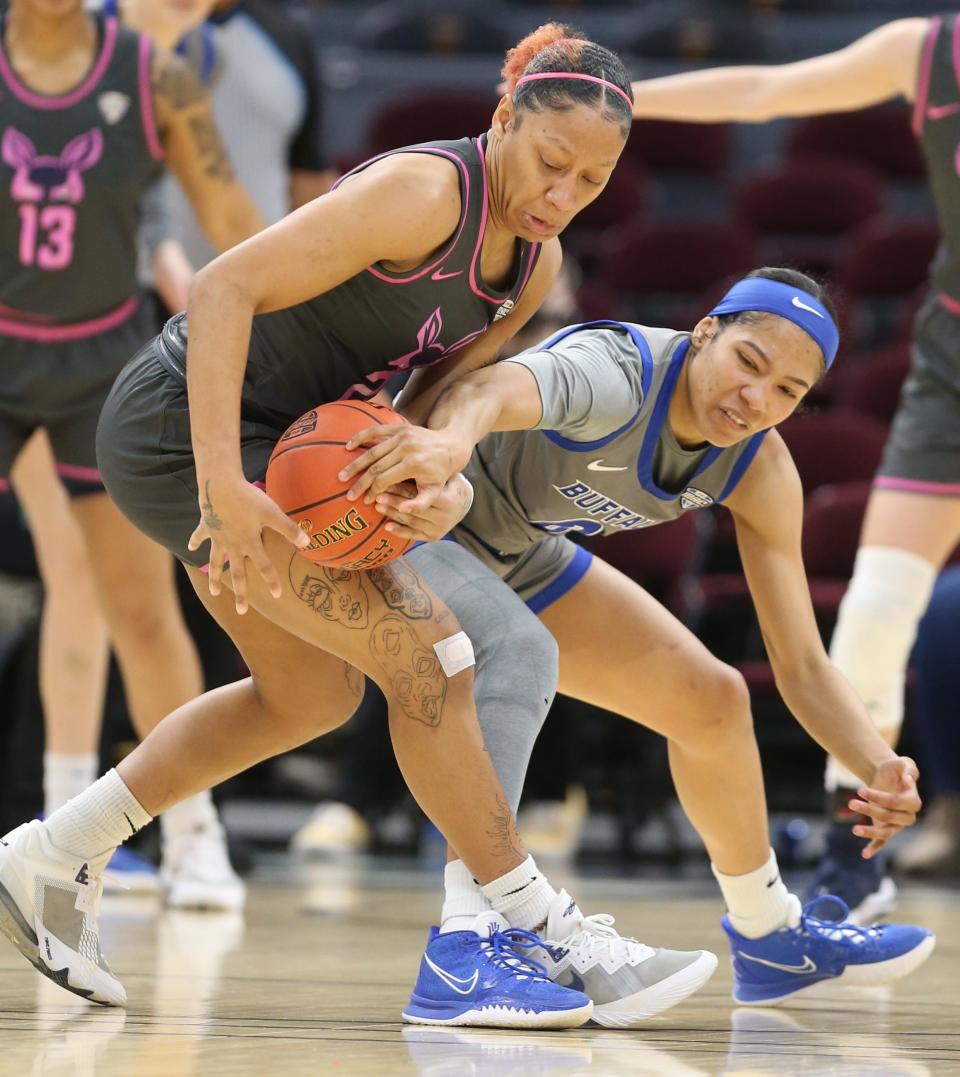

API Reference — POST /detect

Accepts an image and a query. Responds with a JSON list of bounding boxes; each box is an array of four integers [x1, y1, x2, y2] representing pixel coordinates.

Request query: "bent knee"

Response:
[[676, 661, 751, 742]]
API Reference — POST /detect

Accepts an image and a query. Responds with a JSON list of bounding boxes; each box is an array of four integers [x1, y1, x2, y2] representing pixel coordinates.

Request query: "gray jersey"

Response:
[[457, 321, 767, 562]]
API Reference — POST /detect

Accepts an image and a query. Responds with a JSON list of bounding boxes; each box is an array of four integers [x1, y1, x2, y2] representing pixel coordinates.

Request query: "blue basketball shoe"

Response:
[[403, 911, 593, 1028], [724, 894, 935, 1005], [805, 821, 897, 925]]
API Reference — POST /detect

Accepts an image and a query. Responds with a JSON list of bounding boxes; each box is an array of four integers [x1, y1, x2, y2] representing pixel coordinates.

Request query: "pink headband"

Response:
[[514, 71, 632, 110]]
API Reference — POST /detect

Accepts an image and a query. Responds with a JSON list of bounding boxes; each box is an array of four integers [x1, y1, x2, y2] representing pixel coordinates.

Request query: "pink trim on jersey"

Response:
[[0, 17, 119, 110], [937, 291, 960, 315], [56, 462, 102, 483], [364, 149, 472, 284], [0, 295, 139, 341], [874, 475, 960, 496], [913, 16, 941, 136], [138, 35, 164, 161], [466, 136, 541, 305]]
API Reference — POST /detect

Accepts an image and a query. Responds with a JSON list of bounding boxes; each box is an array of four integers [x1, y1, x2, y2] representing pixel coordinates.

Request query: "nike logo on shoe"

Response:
[[766, 874, 780, 888], [791, 296, 824, 318], [431, 267, 463, 282], [555, 968, 585, 992], [424, 954, 479, 995], [587, 460, 628, 472], [738, 951, 817, 974]]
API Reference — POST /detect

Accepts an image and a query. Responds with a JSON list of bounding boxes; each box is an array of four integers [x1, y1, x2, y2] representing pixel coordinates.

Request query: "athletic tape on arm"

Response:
[[433, 631, 475, 677]]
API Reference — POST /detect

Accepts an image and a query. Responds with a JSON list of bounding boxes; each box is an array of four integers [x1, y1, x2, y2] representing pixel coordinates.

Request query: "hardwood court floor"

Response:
[[1, 857, 958, 1076]]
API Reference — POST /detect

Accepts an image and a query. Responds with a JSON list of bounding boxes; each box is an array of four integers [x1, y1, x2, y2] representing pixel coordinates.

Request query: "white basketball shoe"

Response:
[[532, 890, 718, 1028], [160, 821, 246, 911], [0, 820, 125, 1006]]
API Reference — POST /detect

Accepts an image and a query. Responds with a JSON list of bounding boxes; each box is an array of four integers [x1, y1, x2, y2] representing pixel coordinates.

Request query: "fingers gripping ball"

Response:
[[266, 401, 413, 571]]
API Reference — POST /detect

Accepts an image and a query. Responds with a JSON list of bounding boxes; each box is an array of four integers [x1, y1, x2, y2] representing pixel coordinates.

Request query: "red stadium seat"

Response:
[[778, 409, 888, 495], [834, 218, 939, 297], [832, 342, 910, 424], [786, 105, 927, 179], [601, 218, 758, 297], [627, 118, 731, 175], [365, 91, 498, 154], [732, 156, 886, 274]]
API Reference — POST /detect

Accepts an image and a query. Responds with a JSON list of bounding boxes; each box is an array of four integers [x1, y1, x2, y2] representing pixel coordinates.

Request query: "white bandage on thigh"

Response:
[[433, 630, 475, 677], [825, 545, 937, 791]]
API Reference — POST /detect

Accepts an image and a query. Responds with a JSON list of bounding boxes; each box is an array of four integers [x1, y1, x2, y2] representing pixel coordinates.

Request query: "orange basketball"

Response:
[[266, 400, 413, 571]]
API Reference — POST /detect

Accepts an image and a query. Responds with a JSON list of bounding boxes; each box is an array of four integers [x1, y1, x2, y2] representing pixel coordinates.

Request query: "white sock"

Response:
[[481, 855, 557, 932], [826, 546, 935, 791], [713, 849, 793, 939], [44, 769, 153, 860], [160, 790, 219, 842], [43, 752, 98, 817], [440, 859, 492, 933]]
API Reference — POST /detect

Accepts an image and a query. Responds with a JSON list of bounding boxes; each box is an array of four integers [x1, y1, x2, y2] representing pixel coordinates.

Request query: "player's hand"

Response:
[[340, 424, 472, 509], [848, 756, 922, 859], [188, 474, 309, 614], [375, 476, 472, 542]]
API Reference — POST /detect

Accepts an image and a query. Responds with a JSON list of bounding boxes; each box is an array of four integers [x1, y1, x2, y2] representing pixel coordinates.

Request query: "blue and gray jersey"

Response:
[[456, 321, 767, 561]]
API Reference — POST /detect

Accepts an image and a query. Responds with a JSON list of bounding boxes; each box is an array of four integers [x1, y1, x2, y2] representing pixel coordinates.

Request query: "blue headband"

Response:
[[708, 278, 839, 369]]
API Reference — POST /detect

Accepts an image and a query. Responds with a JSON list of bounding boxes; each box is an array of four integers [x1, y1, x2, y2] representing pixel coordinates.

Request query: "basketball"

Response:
[[266, 400, 414, 571]]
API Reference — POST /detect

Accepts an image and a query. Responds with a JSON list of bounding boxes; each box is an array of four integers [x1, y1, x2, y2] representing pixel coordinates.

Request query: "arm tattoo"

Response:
[[201, 481, 222, 530], [486, 793, 523, 862], [368, 562, 433, 619], [187, 113, 236, 182], [370, 614, 445, 726], [153, 55, 206, 111]]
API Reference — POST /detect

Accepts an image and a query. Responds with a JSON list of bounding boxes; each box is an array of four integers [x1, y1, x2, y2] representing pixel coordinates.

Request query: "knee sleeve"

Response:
[[407, 542, 558, 814], [825, 545, 936, 791]]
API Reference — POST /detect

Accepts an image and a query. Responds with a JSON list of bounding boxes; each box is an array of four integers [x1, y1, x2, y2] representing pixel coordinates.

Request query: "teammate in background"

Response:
[[625, 16, 960, 922], [0, 27, 721, 1031], [351, 268, 936, 1005], [0, 0, 263, 907]]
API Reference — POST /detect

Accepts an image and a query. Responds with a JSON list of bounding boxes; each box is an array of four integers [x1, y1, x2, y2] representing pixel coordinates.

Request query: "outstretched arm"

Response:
[[630, 18, 929, 122], [725, 433, 921, 856]]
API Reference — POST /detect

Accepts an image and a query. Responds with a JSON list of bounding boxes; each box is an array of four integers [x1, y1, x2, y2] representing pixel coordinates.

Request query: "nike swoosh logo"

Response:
[[424, 954, 480, 995], [926, 101, 960, 121], [587, 460, 628, 472], [791, 296, 824, 318], [556, 968, 586, 992], [431, 267, 463, 282], [738, 951, 818, 975]]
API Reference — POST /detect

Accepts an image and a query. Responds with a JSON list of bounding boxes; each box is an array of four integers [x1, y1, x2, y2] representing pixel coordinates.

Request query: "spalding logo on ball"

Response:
[[266, 400, 413, 571]]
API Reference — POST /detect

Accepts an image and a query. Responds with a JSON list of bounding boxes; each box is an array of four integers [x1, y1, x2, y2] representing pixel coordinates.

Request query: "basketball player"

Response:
[[0, 0, 263, 907], [0, 26, 720, 1030], [351, 268, 936, 1006], [624, 15, 960, 923]]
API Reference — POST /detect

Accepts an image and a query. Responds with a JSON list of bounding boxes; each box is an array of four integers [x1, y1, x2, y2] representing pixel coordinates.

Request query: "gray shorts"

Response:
[[0, 301, 155, 486], [96, 338, 284, 567], [878, 296, 960, 494], [451, 526, 593, 613]]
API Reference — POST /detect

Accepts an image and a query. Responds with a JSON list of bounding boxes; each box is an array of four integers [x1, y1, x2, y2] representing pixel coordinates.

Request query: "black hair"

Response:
[[502, 24, 633, 138]]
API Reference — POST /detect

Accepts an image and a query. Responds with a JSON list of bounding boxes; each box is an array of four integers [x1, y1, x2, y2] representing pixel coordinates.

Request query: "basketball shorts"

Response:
[[877, 296, 960, 494], [96, 336, 284, 568], [0, 301, 155, 492], [450, 526, 594, 613]]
